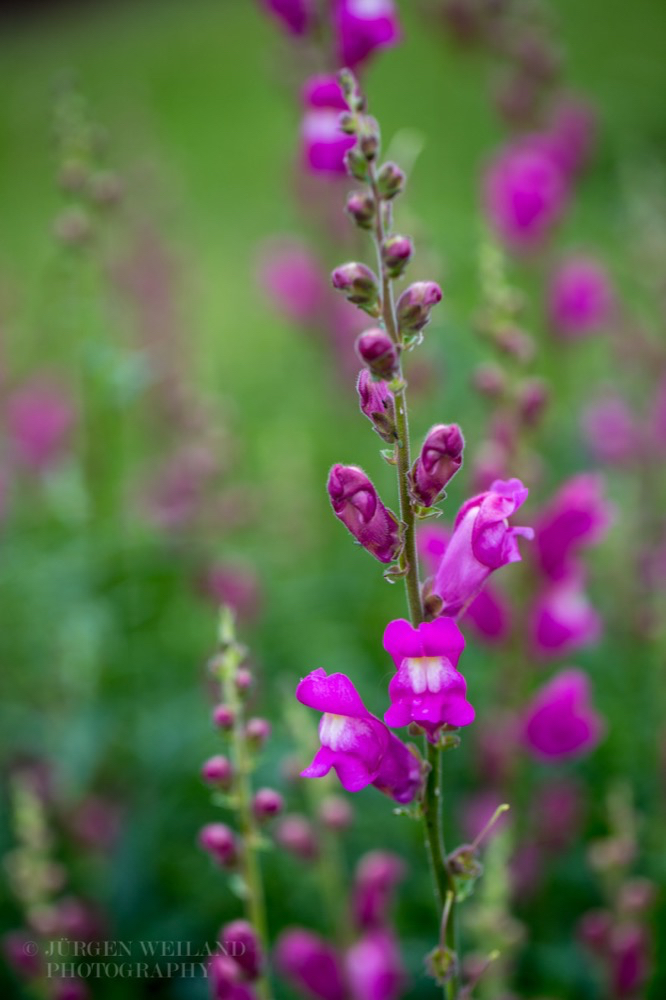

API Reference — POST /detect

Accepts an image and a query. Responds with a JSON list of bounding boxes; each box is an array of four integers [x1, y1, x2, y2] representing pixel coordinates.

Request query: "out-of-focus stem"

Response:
[[368, 165, 460, 999]]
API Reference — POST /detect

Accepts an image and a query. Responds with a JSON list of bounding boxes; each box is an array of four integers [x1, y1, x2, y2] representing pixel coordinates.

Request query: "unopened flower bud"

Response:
[[212, 704, 235, 729], [355, 328, 399, 380], [346, 191, 376, 229], [253, 788, 284, 821], [318, 795, 353, 831], [89, 170, 123, 206], [577, 909, 612, 955], [338, 111, 358, 135], [426, 945, 459, 986], [275, 814, 318, 859], [327, 464, 401, 564], [473, 364, 506, 397], [331, 262, 380, 314], [53, 207, 92, 246], [410, 424, 464, 506], [235, 667, 253, 693], [246, 717, 271, 748], [382, 235, 413, 278], [58, 158, 88, 193], [337, 68, 364, 113], [220, 920, 263, 981], [198, 823, 237, 867], [376, 161, 405, 200], [357, 370, 397, 442], [201, 755, 233, 788], [396, 281, 442, 335], [358, 116, 380, 160], [345, 146, 369, 181], [495, 325, 535, 362], [518, 378, 549, 426]]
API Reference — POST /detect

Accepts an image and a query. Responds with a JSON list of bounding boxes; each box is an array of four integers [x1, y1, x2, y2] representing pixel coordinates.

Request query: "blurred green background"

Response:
[[1, 1, 665, 998]]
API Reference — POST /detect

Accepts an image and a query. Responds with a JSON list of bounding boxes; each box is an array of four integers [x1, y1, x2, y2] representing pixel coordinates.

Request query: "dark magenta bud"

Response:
[[198, 823, 237, 867], [275, 814, 318, 860], [382, 235, 413, 278], [358, 116, 381, 160], [208, 955, 251, 1000], [327, 464, 401, 564], [396, 281, 442, 335], [212, 704, 235, 730], [253, 787, 284, 820], [495, 325, 535, 362], [201, 755, 233, 789], [352, 851, 405, 930], [357, 370, 397, 442], [235, 667, 253, 693], [355, 328, 399, 380], [318, 795, 353, 831], [410, 424, 464, 506], [346, 191, 376, 230], [518, 378, 549, 426], [246, 717, 271, 748], [220, 919, 262, 980], [376, 161, 405, 200], [331, 262, 380, 314], [577, 909, 613, 955]]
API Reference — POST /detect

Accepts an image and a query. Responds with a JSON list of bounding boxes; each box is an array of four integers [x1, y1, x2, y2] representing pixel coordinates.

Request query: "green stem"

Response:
[[368, 165, 460, 999]]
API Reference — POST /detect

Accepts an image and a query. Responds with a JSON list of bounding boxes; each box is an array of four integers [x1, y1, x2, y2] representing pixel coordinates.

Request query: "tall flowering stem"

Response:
[[335, 71, 460, 996]]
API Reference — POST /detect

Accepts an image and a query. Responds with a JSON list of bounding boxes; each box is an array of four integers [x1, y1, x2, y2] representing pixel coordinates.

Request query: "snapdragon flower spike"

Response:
[[395, 281, 442, 337], [410, 424, 464, 507], [327, 464, 401, 564], [296, 669, 422, 803], [432, 479, 533, 617], [383, 618, 474, 742], [533, 474, 612, 581], [357, 370, 397, 442], [522, 668, 604, 760], [355, 328, 399, 380], [335, 0, 401, 70]]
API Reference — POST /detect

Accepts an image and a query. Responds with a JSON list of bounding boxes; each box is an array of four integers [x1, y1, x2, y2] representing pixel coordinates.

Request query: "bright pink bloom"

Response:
[[335, 0, 401, 69], [345, 930, 405, 1000], [533, 474, 612, 581], [259, 0, 312, 35], [383, 618, 473, 741], [302, 75, 355, 175], [275, 929, 346, 1000], [327, 464, 401, 564], [548, 257, 614, 337], [352, 851, 404, 930], [529, 574, 601, 658], [257, 239, 326, 325], [209, 955, 257, 1000], [483, 139, 568, 249], [432, 479, 533, 617], [409, 424, 464, 507], [522, 669, 604, 760], [296, 669, 422, 803], [582, 396, 639, 465], [7, 378, 75, 472]]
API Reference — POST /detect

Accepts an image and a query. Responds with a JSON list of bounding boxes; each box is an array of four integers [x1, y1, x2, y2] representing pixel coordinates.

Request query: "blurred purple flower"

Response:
[[345, 930, 405, 1000], [209, 955, 257, 1000], [198, 563, 261, 621], [302, 75, 355, 175], [548, 256, 614, 338], [529, 574, 602, 659], [259, 0, 313, 35], [582, 395, 640, 465], [383, 618, 474, 741], [296, 669, 422, 803], [275, 929, 346, 1000], [6, 377, 75, 472], [352, 851, 405, 930], [257, 239, 327, 325], [522, 668, 604, 760], [335, 0, 401, 70], [533, 474, 612, 581]]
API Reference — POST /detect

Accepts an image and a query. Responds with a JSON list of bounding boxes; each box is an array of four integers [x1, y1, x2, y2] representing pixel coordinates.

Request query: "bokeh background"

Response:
[[1, 1, 666, 998]]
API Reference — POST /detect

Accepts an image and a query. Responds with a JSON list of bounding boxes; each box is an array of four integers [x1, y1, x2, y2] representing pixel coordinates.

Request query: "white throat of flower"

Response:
[[403, 656, 450, 693]]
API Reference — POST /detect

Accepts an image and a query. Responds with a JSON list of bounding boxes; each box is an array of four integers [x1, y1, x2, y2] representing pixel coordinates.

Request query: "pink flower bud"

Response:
[[246, 717, 271, 748], [346, 191, 376, 229], [201, 755, 233, 788], [253, 787, 284, 820], [518, 378, 549, 426], [375, 161, 405, 200], [410, 424, 464, 507], [318, 795, 353, 831], [212, 704, 235, 730], [352, 851, 405, 930], [548, 256, 614, 338], [235, 668, 253, 693], [259, 0, 312, 36], [331, 262, 380, 313], [275, 929, 345, 1000], [208, 954, 257, 1000], [494, 325, 535, 361], [7, 377, 76, 473], [335, 0, 401, 70], [355, 329, 399, 380], [395, 281, 442, 335], [381, 235, 413, 278], [275, 814, 318, 860], [327, 464, 401, 564], [472, 364, 506, 397], [356, 370, 396, 442], [220, 919, 263, 981], [198, 823, 237, 867]]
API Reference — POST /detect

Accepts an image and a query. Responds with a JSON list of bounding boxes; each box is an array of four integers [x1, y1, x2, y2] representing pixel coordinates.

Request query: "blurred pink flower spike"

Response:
[[296, 669, 422, 803], [529, 574, 602, 659], [548, 256, 614, 338], [7, 377, 76, 473], [383, 618, 474, 743], [523, 669, 604, 760]]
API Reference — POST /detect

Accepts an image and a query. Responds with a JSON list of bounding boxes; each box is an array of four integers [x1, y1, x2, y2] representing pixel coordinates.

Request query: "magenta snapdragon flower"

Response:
[[431, 478, 533, 617], [335, 0, 401, 70], [302, 74, 355, 175], [383, 618, 473, 742], [258, 0, 313, 35], [529, 574, 601, 659], [208, 955, 257, 1000], [533, 474, 612, 581], [352, 851, 404, 930], [275, 929, 346, 1000], [296, 669, 422, 803], [483, 139, 568, 249], [522, 669, 604, 760], [548, 256, 614, 338], [345, 930, 405, 1000]]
